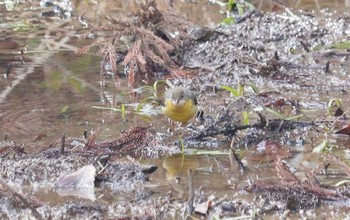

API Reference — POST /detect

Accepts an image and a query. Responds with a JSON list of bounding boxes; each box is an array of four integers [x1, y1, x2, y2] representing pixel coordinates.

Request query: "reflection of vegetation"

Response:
[[69, 55, 95, 74], [26, 38, 41, 50], [41, 71, 88, 93], [67, 77, 85, 93], [179, 135, 185, 172], [41, 71, 63, 90], [313, 40, 350, 51], [331, 41, 350, 49]]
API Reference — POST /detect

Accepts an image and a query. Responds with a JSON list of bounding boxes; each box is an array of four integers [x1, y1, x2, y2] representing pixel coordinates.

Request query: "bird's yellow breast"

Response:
[[163, 99, 197, 123]]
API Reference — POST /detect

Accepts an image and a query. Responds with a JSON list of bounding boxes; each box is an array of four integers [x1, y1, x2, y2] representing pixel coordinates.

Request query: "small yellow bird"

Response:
[[162, 87, 198, 123]]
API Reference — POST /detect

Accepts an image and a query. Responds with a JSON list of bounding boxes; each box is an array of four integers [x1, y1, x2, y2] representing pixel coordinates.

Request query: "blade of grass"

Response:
[[179, 135, 185, 171], [92, 106, 122, 112], [153, 80, 167, 96], [121, 103, 125, 120], [185, 149, 229, 155], [313, 138, 328, 153], [335, 179, 350, 187], [132, 85, 154, 94], [237, 83, 245, 96], [243, 111, 250, 125], [285, 114, 303, 120], [221, 85, 239, 97]]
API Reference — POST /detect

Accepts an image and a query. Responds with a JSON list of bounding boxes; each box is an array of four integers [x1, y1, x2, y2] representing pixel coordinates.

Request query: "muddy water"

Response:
[[1, 0, 349, 145], [1, 0, 350, 219]]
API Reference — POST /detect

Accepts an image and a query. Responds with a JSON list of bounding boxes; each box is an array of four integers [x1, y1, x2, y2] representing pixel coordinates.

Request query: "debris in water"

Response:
[[55, 164, 96, 189]]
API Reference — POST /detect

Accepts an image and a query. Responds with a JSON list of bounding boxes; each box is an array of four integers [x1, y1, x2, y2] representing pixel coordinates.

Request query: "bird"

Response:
[[162, 87, 198, 124]]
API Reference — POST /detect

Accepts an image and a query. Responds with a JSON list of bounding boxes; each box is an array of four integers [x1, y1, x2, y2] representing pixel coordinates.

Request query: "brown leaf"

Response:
[[334, 107, 344, 117], [326, 154, 350, 178], [264, 98, 286, 108], [194, 200, 212, 215], [335, 124, 350, 136]]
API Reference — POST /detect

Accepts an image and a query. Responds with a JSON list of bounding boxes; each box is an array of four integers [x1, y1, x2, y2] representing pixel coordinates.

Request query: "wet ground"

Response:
[[1, 0, 350, 219]]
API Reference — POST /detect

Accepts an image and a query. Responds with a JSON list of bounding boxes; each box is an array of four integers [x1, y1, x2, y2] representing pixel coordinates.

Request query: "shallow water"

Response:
[[1, 0, 349, 145], [1, 0, 350, 219]]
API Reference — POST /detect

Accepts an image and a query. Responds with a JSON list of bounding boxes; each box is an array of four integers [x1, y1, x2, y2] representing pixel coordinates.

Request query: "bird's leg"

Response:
[[166, 120, 176, 134]]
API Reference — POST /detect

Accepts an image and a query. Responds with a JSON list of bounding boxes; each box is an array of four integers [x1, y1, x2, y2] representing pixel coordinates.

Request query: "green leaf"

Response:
[[290, 47, 296, 54], [222, 17, 236, 25], [227, 0, 235, 11], [237, 83, 245, 96], [179, 135, 185, 153], [121, 103, 125, 120], [221, 85, 239, 97], [243, 111, 249, 125], [327, 98, 342, 110]]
